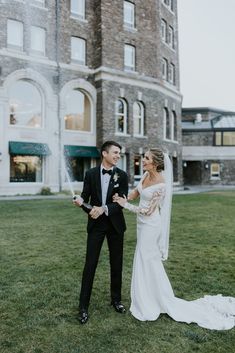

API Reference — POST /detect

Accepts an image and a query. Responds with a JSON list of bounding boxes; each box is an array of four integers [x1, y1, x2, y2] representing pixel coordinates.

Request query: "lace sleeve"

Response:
[[124, 187, 166, 216]]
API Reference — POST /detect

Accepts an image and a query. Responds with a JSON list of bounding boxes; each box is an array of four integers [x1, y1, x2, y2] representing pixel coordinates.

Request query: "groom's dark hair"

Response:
[[100, 140, 122, 158]]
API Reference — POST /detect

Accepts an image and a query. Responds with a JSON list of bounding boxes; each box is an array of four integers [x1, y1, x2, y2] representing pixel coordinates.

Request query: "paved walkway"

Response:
[[0, 185, 235, 201]]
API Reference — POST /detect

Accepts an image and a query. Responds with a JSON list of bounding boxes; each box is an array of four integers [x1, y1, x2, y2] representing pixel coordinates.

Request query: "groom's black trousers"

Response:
[[79, 215, 124, 310]]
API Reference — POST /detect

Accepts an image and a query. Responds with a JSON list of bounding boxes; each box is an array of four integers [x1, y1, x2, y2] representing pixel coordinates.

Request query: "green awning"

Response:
[[9, 141, 51, 156], [64, 145, 100, 158]]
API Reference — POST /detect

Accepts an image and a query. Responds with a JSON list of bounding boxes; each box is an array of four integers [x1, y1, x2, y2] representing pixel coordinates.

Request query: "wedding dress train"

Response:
[[124, 175, 235, 330]]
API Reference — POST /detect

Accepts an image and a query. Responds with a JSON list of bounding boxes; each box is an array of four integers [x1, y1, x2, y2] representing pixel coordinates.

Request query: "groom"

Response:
[[74, 141, 128, 324]]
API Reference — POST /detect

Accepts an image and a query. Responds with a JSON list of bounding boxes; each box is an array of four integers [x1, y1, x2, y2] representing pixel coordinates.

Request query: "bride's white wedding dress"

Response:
[[124, 173, 235, 330]]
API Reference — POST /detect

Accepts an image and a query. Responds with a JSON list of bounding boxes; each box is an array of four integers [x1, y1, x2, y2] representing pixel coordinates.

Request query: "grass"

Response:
[[0, 192, 235, 353]]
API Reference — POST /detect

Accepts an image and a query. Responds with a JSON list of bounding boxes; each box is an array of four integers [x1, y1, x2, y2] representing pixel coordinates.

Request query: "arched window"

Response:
[[64, 89, 91, 131], [115, 98, 128, 134], [133, 101, 145, 136], [163, 108, 170, 140], [9, 80, 42, 128], [172, 110, 177, 141]]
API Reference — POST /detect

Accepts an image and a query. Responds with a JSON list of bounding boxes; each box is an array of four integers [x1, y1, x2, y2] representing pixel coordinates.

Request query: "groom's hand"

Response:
[[90, 206, 104, 219]]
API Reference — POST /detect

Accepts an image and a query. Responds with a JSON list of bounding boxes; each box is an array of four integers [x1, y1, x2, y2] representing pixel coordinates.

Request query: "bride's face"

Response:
[[142, 151, 156, 172]]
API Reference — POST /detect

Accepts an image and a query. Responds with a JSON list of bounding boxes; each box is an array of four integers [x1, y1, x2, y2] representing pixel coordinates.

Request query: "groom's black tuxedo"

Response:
[[79, 165, 128, 310], [81, 166, 128, 234]]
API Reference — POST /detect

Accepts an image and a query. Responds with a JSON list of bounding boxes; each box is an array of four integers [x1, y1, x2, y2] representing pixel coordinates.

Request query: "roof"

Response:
[[212, 116, 235, 128]]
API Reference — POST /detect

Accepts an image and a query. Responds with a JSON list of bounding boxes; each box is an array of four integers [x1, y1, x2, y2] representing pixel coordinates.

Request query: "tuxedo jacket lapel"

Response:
[[94, 166, 102, 204], [106, 167, 116, 202]]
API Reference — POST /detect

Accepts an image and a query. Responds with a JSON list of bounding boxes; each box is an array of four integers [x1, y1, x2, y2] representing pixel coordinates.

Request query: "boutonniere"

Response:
[[113, 172, 120, 183]]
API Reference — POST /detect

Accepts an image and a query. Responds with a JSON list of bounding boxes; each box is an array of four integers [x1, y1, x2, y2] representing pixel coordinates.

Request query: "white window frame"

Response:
[[115, 98, 128, 135], [210, 163, 220, 179], [7, 19, 23, 51], [124, 44, 135, 71], [133, 101, 145, 136], [30, 26, 46, 56], [71, 37, 86, 65], [71, 0, 85, 19], [161, 19, 167, 43], [124, 1, 135, 29]]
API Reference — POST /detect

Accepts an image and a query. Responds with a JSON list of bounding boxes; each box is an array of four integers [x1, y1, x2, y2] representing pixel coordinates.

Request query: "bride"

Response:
[[114, 148, 235, 330]]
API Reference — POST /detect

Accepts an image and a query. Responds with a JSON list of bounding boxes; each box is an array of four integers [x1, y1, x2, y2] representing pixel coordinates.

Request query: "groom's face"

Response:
[[102, 145, 121, 167]]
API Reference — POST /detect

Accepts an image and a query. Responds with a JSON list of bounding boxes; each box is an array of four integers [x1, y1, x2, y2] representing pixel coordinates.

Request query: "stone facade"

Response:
[[0, 0, 182, 195], [182, 108, 235, 185]]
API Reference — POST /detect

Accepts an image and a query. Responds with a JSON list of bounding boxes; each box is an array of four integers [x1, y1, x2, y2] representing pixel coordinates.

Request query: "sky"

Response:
[[177, 0, 235, 111]]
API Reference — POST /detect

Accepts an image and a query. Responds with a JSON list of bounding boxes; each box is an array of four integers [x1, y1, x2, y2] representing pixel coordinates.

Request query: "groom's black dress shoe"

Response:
[[111, 301, 126, 313], [78, 308, 89, 324]]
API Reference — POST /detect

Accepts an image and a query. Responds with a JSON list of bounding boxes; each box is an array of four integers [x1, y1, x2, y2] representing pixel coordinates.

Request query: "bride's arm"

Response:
[[121, 187, 166, 216], [127, 188, 139, 201]]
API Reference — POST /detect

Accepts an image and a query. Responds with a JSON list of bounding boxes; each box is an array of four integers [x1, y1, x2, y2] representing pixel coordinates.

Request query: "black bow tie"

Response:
[[102, 168, 112, 175]]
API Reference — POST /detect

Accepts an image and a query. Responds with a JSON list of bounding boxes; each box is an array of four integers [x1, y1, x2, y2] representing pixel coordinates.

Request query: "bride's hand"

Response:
[[115, 195, 127, 207]]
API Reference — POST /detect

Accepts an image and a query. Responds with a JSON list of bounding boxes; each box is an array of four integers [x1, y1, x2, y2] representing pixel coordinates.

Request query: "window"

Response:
[[66, 157, 91, 182], [10, 155, 42, 182], [163, 0, 173, 11], [7, 20, 23, 50], [64, 89, 91, 131], [173, 157, 178, 182], [163, 108, 171, 140], [124, 44, 135, 71], [71, 37, 86, 65], [211, 163, 220, 179], [214, 131, 235, 146], [71, 0, 85, 19], [133, 101, 145, 136], [124, 1, 135, 28], [161, 19, 167, 42], [117, 154, 127, 171], [169, 63, 175, 84], [9, 80, 42, 128], [134, 155, 143, 183], [168, 26, 174, 48], [162, 58, 168, 80], [115, 99, 128, 134], [172, 111, 177, 141], [30, 26, 46, 55]]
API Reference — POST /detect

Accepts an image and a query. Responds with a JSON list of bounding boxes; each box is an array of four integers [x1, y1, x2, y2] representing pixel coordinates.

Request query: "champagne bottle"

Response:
[[73, 195, 93, 210]]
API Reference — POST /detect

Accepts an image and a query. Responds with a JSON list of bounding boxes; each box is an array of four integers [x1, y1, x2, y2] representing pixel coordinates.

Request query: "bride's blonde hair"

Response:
[[149, 148, 164, 172]]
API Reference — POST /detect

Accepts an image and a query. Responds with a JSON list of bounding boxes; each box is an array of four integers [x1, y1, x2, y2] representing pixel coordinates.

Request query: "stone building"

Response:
[[182, 107, 235, 185], [0, 0, 182, 195]]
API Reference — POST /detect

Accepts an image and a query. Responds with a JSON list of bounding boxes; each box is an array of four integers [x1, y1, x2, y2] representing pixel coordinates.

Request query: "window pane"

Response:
[[173, 111, 177, 140], [124, 1, 135, 28], [71, 0, 85, 18], [115, 99, 127, 134], [169, 63, 175, 84], [64, 89, 91, 131], [169, 26, 174, 48], [9, 80, 42, 128], [223, 132, 235, 145], [161, 19, 167, 42], [162, 58, 168, 80], [215, 132, 222, 145], [7, 20, 23, 49], [10, 155, 42, 182], [66, 157, 91, 182], [133, 102, 144, 135], [124, 44, 135, 71], [71, 37, 86, 65], [211, 163, 220, 178], [31, 26, 45, 55]]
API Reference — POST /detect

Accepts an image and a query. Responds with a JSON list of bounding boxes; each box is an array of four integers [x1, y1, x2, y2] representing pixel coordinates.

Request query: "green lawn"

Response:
[[0, 192, 235, 353]]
